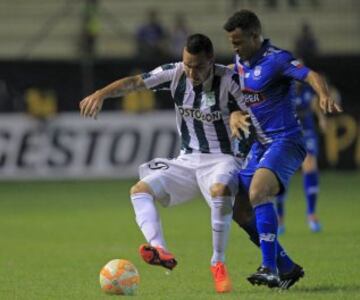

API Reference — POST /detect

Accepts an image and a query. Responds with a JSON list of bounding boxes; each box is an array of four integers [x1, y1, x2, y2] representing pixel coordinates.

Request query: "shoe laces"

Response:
[[213, 262, 227, 281], [156, 246, 174, 260]]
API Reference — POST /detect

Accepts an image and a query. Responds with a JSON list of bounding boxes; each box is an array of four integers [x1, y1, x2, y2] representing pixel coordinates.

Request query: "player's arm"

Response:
[[278, 53, 342, 114], [80, 75, 146, 119], [310, 95, 327, 132], [305, 71, 342, 114], [227, 73, 251, 138]]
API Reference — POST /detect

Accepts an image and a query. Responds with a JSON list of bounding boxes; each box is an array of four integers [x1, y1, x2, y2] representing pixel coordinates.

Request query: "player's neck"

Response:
[[246, 36, 265, 62], [203, 66, 214, 92], [252, 36, 264, 57]]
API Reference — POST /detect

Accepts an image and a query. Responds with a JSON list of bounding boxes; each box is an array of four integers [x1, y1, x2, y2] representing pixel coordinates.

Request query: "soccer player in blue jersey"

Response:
[[224, 10, 342, 288], [276, 81, 326, 234]]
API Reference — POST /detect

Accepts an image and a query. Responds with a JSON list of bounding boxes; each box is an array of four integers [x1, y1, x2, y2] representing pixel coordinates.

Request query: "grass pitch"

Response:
[[0, 171, 360, 300]]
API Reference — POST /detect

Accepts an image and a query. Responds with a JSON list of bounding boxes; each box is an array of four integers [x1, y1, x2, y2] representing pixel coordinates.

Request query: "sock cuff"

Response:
[[211, 195, 233, 201], [304, 170, 319, 176], [131, 192, 154, 201], [304, 171, 319, 183], [254, 202, 273, 210]]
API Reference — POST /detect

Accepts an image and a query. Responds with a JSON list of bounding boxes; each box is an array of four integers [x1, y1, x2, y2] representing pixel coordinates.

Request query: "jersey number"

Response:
[[148, 161, 169, 170]]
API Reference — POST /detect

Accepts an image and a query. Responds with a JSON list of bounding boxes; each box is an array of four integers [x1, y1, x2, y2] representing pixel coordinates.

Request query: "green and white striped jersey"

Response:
[[142, 62, 245, 154]]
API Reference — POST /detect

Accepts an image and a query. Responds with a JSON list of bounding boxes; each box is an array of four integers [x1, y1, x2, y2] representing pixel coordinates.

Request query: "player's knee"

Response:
[[210, 183, 231, 198], [130, 181, 154, 197], [249, 186, 269, 206], [302, 155, 317, 172]]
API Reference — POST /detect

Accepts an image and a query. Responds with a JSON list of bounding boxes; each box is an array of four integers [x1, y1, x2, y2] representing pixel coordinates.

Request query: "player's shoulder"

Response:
[[158, 62, 182, 72], [214, 64, 240, 89], [214, 64, 235, 78], [263, 44, 294, 64], [214, 63, 232, 75], [154, 62, 182, 73], [142, 62, 182, 80]]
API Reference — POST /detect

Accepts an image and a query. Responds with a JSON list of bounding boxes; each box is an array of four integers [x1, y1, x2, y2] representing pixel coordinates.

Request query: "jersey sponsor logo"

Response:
[[148, 161, 169, 170], [242, 91, 265, 106], [178, 106, 222, 122], [201, 91, 216, 108], [253, 66, 262, 77]]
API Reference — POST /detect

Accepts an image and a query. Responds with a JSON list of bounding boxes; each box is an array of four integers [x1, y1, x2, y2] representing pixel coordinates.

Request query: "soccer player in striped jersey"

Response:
[[224, 10, 342, 288], [80, 33, 250, 293]]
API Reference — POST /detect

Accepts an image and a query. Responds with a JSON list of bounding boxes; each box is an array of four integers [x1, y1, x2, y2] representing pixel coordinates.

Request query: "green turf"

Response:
[[0, 171, 360, 300]]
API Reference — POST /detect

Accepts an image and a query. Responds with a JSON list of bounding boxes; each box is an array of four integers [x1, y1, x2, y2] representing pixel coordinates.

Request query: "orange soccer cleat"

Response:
[[210, 262, 232, 293], [139, 243, 177, 270]]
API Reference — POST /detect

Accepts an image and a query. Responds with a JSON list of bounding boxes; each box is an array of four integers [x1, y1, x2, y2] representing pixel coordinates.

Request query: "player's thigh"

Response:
[[255, 139, 306, 196], [139, 157, 199, 207], [197, 154, 242, 205]]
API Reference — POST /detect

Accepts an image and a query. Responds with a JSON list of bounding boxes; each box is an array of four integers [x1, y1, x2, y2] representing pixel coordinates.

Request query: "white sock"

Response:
[[130, 192, 166, 249], [211, 196, 233, 266]]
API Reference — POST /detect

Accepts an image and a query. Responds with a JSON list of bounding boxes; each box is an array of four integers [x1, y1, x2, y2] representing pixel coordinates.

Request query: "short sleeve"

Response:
[[276, 51, 311, 81], [228, 73, 246, 111], [141, 63, 177, 91]]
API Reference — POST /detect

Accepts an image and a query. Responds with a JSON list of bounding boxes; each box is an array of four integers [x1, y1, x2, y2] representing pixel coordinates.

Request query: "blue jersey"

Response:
[[234, 39, 310, 145], [292, 84, 316, 132]]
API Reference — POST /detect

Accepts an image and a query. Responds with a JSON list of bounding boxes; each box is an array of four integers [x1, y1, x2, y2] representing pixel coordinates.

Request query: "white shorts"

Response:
[[139, 153, 243, 207]]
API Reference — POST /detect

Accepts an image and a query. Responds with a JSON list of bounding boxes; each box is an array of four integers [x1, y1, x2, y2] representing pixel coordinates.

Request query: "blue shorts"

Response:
[[238, 138, 306, 195], [303, 130, 318, 156]]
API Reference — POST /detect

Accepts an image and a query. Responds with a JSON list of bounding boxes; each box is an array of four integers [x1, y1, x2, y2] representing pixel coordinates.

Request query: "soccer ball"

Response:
[[99, 259, 140, 295]]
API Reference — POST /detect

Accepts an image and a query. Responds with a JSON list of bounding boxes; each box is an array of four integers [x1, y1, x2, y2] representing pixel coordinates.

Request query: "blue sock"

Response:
[[276, 242, 295, 274], [255, 203, 278, 272], [304, 171, 319, 215], [239, 213, 295, 273]]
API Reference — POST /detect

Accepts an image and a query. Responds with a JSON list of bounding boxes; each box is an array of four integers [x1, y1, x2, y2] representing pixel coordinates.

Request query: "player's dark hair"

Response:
[[223, 10, 262, 35], [186, 33, 214, 57]]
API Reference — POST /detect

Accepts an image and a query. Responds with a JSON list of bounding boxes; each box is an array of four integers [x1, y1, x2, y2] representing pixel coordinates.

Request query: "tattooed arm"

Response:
[[79, 75, 146, 119]]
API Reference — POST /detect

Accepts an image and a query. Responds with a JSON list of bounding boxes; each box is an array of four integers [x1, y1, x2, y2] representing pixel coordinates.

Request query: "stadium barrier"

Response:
[[0, 112, 180, 180], [0, 112, 359, 180]]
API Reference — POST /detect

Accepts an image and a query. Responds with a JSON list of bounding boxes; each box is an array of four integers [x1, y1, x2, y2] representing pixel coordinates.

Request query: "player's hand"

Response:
[[79, 91, 105, 119], [230, 111, 251, 139], [319, 94, 342, 114]]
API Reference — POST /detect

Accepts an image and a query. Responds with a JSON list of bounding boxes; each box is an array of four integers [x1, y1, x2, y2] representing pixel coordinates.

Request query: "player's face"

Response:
[[227, 28, 258, 60], [182, 48, 214, 86]]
